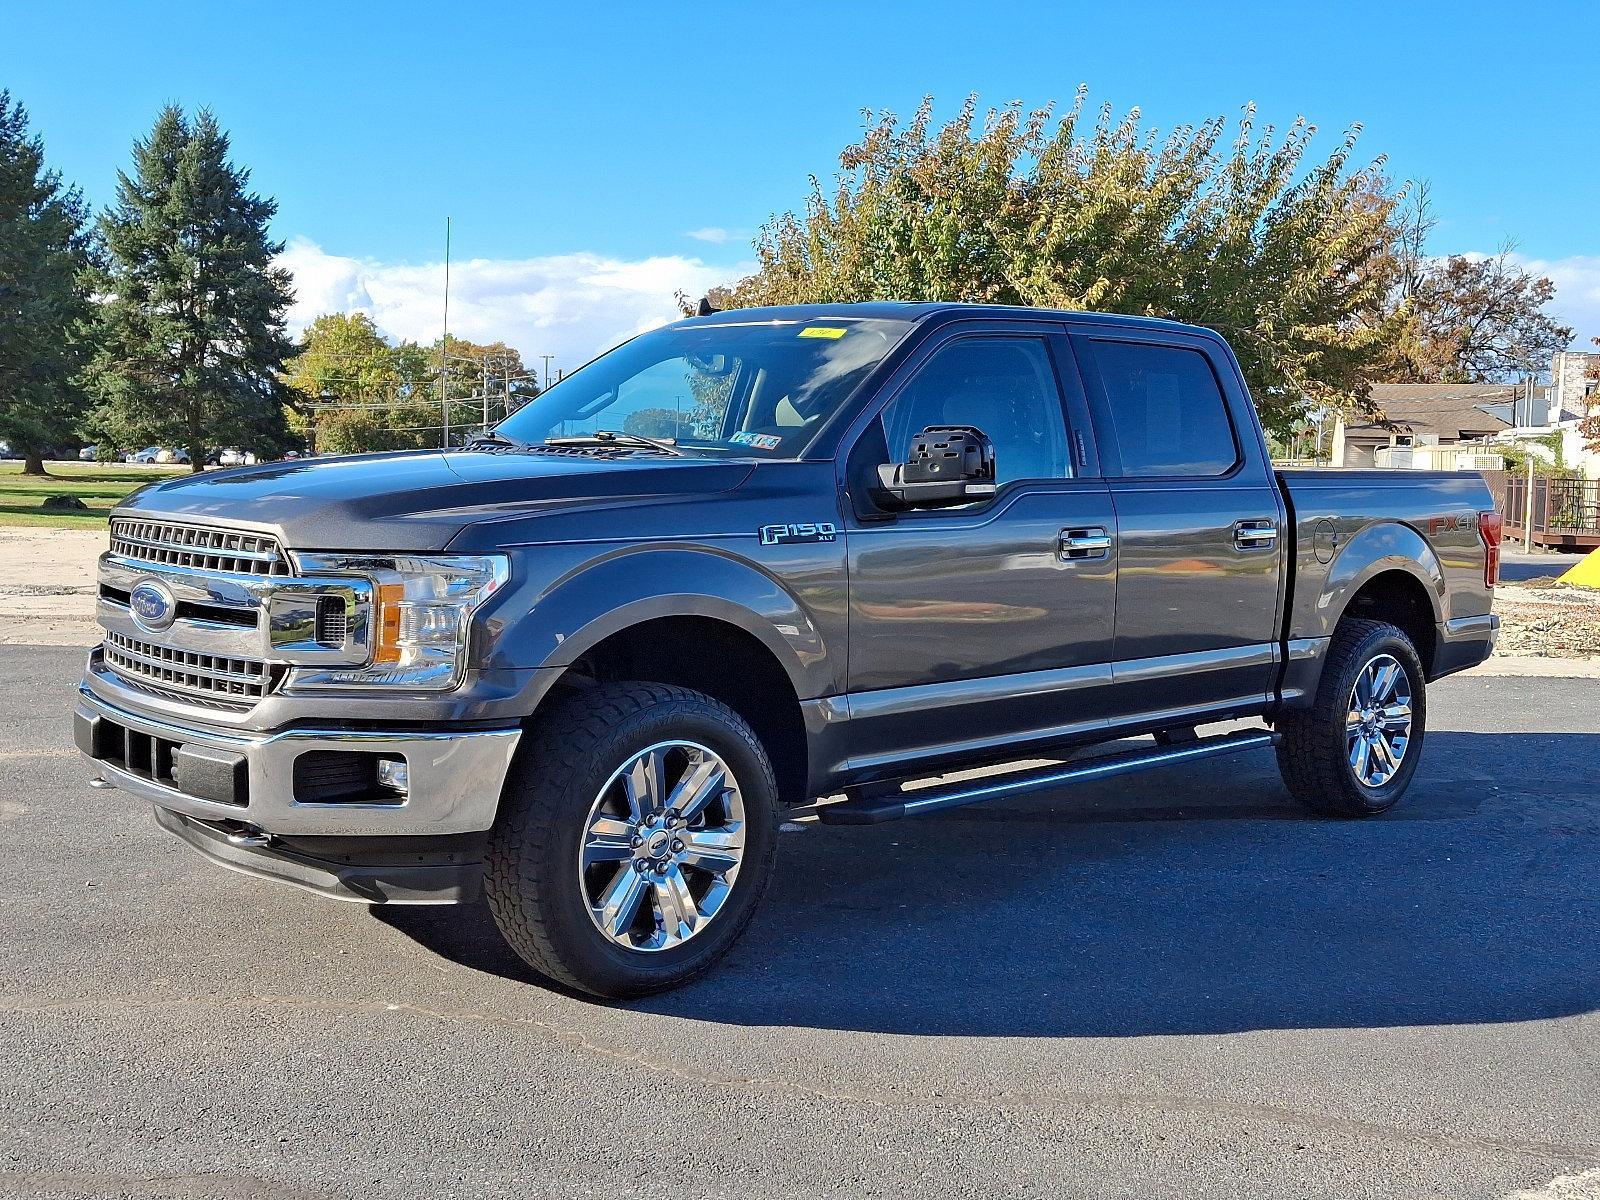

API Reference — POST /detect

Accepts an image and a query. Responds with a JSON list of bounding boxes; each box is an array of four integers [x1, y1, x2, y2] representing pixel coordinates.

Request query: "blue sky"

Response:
[[4, 0, 1598, 364]]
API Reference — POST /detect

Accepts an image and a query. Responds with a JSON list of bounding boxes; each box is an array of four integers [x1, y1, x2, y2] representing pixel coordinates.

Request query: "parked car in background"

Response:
[[126, 447, 164, 464], [154, 448, 190, 465], [79, 445, 99, 461], [0, 442, 17, 459], [214, 449, 255, 467], [75, 302, 1502, 999]]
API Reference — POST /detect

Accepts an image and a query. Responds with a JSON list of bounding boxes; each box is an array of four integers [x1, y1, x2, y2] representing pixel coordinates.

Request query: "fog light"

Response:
[[376, 757, 409, 796]]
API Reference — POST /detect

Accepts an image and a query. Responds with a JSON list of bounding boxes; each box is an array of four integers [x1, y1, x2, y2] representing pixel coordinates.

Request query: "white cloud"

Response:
[[1517, 253, 1600, 347], [685, 226, 743, 245], [276, 238, 753, 371]]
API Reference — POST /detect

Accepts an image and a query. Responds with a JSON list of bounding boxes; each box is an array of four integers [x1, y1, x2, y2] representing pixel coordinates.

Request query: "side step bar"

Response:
[[818, 730, 1278, 825]]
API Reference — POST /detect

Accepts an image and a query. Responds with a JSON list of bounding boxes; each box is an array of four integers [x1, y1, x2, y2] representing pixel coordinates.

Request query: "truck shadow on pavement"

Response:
[[378, 730, 1600, 1036]]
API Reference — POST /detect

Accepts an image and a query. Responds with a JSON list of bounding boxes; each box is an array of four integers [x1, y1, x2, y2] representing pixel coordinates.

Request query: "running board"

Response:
[[817, 730, 1278, 825]]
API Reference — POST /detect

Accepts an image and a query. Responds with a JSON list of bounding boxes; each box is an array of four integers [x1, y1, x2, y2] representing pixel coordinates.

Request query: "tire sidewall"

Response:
[[1327, 628, 1427, 813], [501, 694, 778, 994]]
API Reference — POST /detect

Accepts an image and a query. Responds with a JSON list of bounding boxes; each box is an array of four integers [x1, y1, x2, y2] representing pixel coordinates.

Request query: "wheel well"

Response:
[[1344, 570, 1437, 674], [549, 617, 809, 807]]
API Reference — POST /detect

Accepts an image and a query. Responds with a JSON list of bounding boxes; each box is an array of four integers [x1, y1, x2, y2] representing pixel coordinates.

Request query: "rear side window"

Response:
[[1079, 340, 1238, 477]]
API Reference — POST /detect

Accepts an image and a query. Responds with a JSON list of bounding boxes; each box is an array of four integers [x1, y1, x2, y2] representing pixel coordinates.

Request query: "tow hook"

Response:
[[219, 822, 272, 849]]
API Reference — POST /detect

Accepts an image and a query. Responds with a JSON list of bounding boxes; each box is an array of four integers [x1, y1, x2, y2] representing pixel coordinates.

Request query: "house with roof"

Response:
[[1329, 383, 1513, 469], [1328, 350, 1600, 476]]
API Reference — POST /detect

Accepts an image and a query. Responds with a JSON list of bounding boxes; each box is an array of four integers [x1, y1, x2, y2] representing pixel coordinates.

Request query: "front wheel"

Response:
[[1276, 618, 1427, 817], [485, 681, 778, 998]]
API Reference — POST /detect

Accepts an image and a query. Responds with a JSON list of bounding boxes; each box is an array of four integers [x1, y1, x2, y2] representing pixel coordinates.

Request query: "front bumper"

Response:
[[152, 807, 486, 904], [74, 685, 521, 837]]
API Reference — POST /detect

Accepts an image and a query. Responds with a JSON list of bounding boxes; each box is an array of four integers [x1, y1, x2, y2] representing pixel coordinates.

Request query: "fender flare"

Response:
[[1312, 521, 1447, 639], [489, 546, 831, 699]]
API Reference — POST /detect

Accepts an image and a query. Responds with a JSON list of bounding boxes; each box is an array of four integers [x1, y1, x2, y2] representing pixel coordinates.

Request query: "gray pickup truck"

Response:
[[74, 303, 1501, 997]]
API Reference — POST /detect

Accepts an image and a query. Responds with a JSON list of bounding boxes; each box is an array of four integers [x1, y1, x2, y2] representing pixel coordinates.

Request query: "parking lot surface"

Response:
[[2, 644, 1597, 1199]]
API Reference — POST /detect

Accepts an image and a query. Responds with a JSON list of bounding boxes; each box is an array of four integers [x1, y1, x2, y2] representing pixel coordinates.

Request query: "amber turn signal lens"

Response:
[[374, 583, 406, 663]]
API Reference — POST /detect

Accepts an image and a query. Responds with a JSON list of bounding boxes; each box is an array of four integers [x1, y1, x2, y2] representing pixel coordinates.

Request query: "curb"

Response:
[[1464, 655, 1600, 679]]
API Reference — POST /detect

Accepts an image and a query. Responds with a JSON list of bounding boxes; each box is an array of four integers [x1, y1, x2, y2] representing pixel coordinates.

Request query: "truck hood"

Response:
[[116, 450, 755, 551]]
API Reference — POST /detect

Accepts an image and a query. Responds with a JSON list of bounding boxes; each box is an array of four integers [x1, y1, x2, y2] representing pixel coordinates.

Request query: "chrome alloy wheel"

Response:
[[578, 740, 746, 952], [1346, 653, 1413, 788]]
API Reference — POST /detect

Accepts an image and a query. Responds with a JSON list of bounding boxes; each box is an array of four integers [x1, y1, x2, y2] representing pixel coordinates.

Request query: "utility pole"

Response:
[[482, 354, 490, 433], [541, 354, 554, 393], [440, 217, 452, 449]]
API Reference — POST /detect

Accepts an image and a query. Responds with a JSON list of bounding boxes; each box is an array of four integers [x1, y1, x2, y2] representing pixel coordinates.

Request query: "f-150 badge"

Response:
[[759, 522, 838, 545]]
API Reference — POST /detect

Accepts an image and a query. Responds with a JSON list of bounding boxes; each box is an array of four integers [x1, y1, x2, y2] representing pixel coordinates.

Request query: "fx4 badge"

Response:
[[759, 522, 838, 546]]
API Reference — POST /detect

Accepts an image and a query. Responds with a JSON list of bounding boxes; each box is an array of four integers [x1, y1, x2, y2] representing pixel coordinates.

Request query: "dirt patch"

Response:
[[1492, 582, 1600, 658], [0, 526, 104, 646]]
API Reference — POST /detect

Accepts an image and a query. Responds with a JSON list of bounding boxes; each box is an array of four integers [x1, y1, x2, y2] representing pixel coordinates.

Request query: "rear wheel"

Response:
[[486, 681, 778, 998], [1276, 618, 1426, 817]]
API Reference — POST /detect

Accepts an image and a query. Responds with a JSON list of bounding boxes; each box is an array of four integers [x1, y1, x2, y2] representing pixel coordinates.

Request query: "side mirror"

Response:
[[873, 425, 997, 511]]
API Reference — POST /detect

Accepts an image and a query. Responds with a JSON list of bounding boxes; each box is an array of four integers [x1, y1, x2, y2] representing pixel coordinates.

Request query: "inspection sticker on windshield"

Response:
[[798, 325, 847, 339], [730, 432, 783, 450]]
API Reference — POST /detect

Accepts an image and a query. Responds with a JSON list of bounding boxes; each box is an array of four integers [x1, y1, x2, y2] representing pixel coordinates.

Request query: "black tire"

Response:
[[1276, 618, 1427, 817], [485, 681, 778, 998]]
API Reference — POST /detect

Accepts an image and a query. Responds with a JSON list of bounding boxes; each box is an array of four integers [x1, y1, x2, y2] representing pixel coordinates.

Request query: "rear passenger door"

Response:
[[1069, 327, 1286, 724]]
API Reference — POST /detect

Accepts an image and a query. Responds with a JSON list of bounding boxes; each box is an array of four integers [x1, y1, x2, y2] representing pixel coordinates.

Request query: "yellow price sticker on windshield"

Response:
[[798, 326, 847, 339]]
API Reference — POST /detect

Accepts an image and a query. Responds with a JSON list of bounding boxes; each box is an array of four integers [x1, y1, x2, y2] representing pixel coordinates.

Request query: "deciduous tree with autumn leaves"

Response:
[[715, 92, 1575, 439]]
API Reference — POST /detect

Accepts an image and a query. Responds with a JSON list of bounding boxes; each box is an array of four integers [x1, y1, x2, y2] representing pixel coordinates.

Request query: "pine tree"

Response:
[[87, 106, 294, 470], [0, 91, 95, 476]]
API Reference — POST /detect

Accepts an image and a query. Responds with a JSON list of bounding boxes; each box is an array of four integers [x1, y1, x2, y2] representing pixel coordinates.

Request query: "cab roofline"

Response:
[[672, 300, 1203, 335]]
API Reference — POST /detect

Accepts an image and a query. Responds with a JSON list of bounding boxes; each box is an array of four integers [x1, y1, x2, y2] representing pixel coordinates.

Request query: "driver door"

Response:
[[839, 322, 1117, 776]]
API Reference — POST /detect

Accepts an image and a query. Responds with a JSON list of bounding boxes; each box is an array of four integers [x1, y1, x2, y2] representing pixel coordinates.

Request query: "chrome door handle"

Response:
[[1059, 527, 1113, 561], [1233, 519, 1279, 551]]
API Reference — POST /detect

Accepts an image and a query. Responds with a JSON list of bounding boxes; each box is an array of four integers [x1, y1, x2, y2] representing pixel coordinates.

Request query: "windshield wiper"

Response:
[[544, 431, 688, 457], [463, 430, 527, 451]]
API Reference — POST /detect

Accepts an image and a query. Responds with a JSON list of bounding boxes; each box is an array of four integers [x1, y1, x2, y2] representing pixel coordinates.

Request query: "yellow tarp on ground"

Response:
[[1557, 547, 1600, 589]]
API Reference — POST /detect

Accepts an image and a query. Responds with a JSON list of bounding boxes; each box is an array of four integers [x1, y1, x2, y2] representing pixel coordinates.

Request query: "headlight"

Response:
[[288, 553, 509, 691]]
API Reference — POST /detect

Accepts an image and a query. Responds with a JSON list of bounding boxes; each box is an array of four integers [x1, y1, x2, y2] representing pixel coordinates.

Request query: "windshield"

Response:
[[495, 316, 913, 459]]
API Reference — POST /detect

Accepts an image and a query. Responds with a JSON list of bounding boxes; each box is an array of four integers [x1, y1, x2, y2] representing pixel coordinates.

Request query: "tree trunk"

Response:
[[22, 453, 47, 476], [190, 444, 204, 473]]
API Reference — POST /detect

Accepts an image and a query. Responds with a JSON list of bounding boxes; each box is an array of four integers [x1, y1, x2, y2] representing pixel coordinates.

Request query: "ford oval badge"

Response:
[[129, 579, 177, 632]]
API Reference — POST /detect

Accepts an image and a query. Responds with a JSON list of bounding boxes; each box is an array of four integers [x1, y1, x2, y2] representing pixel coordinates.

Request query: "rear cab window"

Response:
[[1074, 338, 1240, 478]]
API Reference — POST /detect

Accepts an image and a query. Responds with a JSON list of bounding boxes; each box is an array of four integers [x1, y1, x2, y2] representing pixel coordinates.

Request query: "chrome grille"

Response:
[[110, 519, 288, 577], [103, 630, 278, 708]]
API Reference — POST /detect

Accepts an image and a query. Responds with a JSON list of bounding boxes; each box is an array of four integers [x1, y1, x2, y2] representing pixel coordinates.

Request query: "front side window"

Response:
[[1079, 339, 1239, 477], [877, 337, 1070, 485], [496, 317, 913, 459]]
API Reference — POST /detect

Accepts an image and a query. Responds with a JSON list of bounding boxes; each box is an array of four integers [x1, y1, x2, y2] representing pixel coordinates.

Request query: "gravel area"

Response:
[[1492, 582, 1600, 658]]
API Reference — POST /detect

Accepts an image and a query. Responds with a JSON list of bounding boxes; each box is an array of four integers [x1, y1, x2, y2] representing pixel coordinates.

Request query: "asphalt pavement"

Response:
[[1500, 549, 1589, 583], [2, 645, 1597, 1199]]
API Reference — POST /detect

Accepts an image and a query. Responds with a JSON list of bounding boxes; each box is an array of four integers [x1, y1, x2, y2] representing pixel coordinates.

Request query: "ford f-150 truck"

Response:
[[74, 303, 1501, 997]]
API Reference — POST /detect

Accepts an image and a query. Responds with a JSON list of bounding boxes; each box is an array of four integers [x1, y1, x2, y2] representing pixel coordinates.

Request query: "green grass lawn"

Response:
[[0, 461, 187, 529]]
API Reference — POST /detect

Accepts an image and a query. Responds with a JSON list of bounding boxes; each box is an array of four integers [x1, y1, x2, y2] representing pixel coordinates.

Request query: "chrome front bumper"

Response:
[[74, 685, 521, 837]]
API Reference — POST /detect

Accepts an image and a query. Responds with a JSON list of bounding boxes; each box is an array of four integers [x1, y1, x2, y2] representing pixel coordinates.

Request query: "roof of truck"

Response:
[[679, 301, 1206, 335]]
